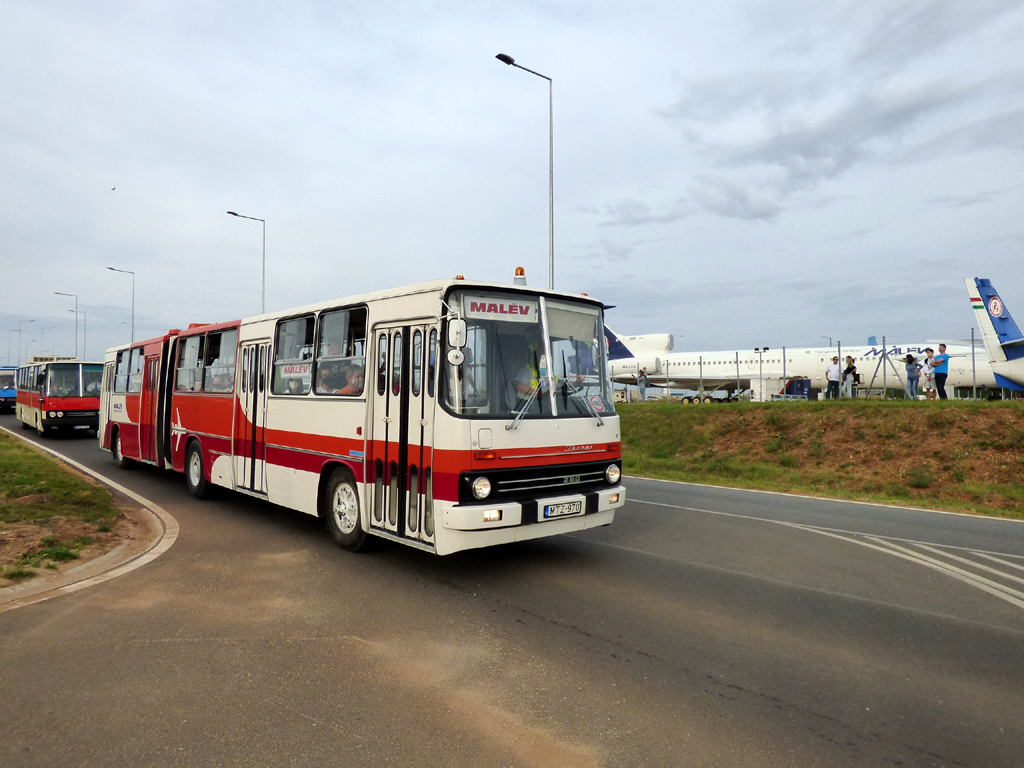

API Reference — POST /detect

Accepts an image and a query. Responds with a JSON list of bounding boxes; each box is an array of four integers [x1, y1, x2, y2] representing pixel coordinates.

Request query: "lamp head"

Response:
[[495, 54, 515, 66]]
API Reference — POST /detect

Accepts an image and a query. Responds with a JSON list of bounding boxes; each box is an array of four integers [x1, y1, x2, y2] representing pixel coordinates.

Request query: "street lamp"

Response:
[[755, 347, 769, 402], [495, 53, 554, 290], [55, 292, 78, 357], [227, 211, 266, 314], [107, 266, 135, 343], [69, 310, 87, 359], [822, 336, 832, 347], [16, 319, 34, 364]]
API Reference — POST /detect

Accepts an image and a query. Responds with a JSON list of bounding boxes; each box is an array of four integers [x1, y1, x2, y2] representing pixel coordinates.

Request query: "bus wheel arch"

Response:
[[112, 427, 135, 470], [322, 465, 368, 552], [185, 438, 210, 499]]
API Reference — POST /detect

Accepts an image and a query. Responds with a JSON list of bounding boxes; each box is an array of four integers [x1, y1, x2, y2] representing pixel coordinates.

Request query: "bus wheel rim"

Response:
[[332, 484, 357, 534], [189, 452, 201, 485]]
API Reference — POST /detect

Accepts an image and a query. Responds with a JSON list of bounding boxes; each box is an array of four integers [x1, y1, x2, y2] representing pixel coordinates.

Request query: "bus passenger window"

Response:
[[272, 316, 314, 395], [128, 347, 145, 393], [203, 329, 238, 393], [114, 350, 130, 393], [176, 336, 204, 392], [316, 308, 366, 396]]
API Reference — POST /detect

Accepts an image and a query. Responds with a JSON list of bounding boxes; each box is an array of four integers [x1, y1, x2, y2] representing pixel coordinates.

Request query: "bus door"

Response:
[[369, 321, 437, 544], [139, 355, 160, 462], [403, 324, 437, 545], [235, 341, 271, 495]]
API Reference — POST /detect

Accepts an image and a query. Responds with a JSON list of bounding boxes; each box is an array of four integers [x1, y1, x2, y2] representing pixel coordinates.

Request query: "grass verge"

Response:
[[0, 432, 120, 581], [618, 399, 1024, 519]]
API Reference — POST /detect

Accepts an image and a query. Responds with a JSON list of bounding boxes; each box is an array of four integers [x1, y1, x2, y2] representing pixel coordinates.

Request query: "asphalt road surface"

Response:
[[2, 413, 1023, 767]]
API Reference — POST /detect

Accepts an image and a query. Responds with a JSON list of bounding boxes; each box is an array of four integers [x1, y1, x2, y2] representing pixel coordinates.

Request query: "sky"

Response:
[[2, 0, 1023, 365]]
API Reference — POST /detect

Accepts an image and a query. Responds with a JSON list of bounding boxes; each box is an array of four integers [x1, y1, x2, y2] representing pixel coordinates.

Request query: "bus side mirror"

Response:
[[447, 318, 467, 349]]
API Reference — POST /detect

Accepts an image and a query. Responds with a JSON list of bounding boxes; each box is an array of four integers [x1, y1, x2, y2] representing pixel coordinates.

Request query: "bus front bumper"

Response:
[[41, 410, 99, 430], [440, 485, 625, 531]]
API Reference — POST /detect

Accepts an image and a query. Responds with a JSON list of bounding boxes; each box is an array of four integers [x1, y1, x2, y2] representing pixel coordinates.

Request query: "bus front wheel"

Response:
[[113, 431, 135, 470], [324, 469, 367, 552], [185, 442, 209, 499]]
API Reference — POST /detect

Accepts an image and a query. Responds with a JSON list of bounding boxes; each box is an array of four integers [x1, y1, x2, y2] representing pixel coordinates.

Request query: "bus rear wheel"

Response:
[[113, 431, 135, 470], [324, 469, 367, 552], [185, 442, 209, 499]]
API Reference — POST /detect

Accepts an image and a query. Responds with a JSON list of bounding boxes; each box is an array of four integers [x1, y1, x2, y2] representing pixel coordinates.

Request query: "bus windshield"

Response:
[[441, 290, 614, 419], [0, 370, 14, 390], [47, 364, 82, 397]]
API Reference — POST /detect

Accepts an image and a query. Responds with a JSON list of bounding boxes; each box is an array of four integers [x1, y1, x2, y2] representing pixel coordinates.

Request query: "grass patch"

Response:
[[617, 399, 1024, 519], [0, 433, 117, 526]]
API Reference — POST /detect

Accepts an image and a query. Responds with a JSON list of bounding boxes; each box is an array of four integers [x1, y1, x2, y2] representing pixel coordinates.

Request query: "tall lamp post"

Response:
[[16, 319, 34, 364], [495, 53, 554, 290], [227, 211, 266, 314], [107, 266, 135, 343], [55, 292, 78, 357], [69, 310, 87, 359]]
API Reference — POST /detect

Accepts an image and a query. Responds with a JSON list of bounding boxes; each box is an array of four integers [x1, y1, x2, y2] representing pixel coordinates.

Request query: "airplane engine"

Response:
[[620, 333, 674, 353]]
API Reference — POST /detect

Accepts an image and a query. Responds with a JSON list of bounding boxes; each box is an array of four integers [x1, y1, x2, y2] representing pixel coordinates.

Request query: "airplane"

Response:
[[964, 278, 1024, 391], [604, 327, 998, 400]]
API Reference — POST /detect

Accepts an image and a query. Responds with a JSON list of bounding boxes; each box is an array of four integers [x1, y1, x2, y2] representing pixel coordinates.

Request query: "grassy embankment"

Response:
[[0, 432, 119, 581], [618, 399, 1024, 519]]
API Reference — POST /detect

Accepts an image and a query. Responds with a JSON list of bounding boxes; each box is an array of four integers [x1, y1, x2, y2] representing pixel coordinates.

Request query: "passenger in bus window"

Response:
[[211, 371, 232, 392], [317, 363, 343, 394], [338, 364, 364, 396]]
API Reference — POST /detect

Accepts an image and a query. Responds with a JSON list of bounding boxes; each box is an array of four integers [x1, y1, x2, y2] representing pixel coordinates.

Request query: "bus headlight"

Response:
[[605, 464, 621, 484], [471, 477, 492, 499]]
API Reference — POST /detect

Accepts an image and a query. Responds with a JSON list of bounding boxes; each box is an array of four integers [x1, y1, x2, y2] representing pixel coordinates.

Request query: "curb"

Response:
[[0, 426, 179, 613]]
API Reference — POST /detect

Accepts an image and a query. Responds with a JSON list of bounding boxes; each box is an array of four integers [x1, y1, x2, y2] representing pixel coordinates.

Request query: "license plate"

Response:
[[543, 501, 582, 519]]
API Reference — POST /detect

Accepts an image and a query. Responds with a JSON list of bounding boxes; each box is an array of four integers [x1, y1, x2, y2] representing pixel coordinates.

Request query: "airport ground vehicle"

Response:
[[16, 358, 103, 435], [100, 274, 625, 555], [0, 365, 16, 412]]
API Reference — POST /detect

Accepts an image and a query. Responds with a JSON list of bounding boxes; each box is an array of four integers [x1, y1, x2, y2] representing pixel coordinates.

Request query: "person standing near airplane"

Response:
[[842, 356, 858, 398], [921, 352, 936, 400], [825, 356, 841, 399], [932, 344, 950, 399], [637, 367, 649, 402], [904, 354, 921, 399]]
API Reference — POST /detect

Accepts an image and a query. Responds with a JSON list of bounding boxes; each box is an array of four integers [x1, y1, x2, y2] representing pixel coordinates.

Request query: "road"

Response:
[[2, 413, 1023, 767]]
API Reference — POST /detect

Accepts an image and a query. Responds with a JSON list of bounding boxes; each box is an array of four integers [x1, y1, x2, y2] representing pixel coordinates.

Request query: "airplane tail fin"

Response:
[[965, 278, 1024, 363], [603, 327, 635, 361]]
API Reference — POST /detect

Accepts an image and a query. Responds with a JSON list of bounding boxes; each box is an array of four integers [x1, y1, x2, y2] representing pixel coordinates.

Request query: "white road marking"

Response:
[[628, 497, 1024, 613]]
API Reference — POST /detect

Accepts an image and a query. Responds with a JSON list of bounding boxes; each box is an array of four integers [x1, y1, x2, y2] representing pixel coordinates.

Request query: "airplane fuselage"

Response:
[[610, 343, 996, 395]]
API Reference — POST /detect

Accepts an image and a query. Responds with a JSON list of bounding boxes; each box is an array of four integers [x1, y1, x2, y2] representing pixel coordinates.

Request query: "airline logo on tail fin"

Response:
[[603, 327, 635, 361], [965, 278, 1024, 362]]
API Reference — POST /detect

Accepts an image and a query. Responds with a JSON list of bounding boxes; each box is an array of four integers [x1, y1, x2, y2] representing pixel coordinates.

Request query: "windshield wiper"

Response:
[[507, 383, 542, 430], [564, 378, 604, 426]]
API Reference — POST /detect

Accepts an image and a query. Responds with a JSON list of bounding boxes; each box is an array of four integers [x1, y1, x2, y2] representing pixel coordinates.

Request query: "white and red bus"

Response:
[[100, 273, 625, 555], [16, 358, 103, 435]]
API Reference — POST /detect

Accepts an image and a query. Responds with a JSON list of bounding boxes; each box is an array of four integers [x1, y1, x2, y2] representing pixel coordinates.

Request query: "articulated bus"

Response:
[[0, 365, 16, 412], [16, 358, 103, 435], [100, 273, 625, 555]]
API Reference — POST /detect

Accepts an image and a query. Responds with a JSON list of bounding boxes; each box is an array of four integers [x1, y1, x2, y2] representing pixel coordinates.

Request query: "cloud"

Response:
[[689, 175, 783, 221], [581, 197, 693, 226]]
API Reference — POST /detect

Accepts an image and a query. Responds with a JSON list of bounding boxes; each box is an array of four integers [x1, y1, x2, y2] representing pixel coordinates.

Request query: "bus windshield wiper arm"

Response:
[[565, 379, 604, 426], [507, 384, 541, 430]]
